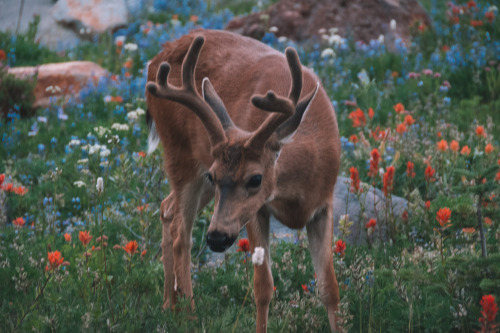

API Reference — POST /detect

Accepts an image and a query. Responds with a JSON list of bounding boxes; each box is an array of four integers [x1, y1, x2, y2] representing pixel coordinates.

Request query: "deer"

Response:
[[145, 29, 341, 332]]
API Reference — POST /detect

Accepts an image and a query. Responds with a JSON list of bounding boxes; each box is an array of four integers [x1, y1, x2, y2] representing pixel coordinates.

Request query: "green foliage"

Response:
[[0, 64, 36, 118]]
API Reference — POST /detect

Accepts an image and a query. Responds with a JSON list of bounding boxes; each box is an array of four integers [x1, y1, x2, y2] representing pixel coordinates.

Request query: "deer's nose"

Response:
[[206, 231, 236, 252]]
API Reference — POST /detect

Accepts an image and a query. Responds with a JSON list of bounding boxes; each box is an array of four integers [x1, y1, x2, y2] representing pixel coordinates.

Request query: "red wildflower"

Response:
[[425, 165, 436, 182], [237, 238, 250, 252], [484, 217, 492, 226], [334, 240, 346, 256], [485, 143, 494, 154], [461, 145, 471, 156], [368, 149, 380, 178], [349, 134, 359, 144], [396, 123, 407, 134], [368, 107, 374, 119], [450, 140, 459, 152], [437, 139, 448, 152], [383, 166, 395, 197], [136, 204, 149, 212], [141, 249, 147, 257], [404, 115, 415, 126], [0, 174, 4, 187], [13, 217, 25, 228], [47, 250, 64, 270], [479, 295, 498, 329], [462, 227, 475, 234], [470, 20, 483, 28], [4, 183, 13, 192], [365, 218, 376, 229], [425, 201, 431, 210], [0, 49, 6, 61], [476, 125, 486, 138], [301, 284, 309, 292], [406, 161, 416, 178], [402, 210, 409, 221], [467, 1, 476, 8], [137, 151, 146, 158], [79, 230, 92, 247], [349, 167, 361, 193], [485, 11, 494, 23], [496, 170, 500, 182], [436, 208, 452, 228], [64, 233, 71, 242], [393, 103, 405, 113], [123, 240, 139, 255], [348, 108, 366, 128], [13, 186, 28, 196]]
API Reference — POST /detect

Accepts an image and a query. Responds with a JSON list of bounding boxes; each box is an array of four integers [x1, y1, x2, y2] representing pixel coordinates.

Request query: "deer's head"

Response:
[[146, 36, 318, 252]]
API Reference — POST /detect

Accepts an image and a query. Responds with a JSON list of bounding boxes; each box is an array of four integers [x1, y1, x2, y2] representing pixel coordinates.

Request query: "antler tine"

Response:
[[285, 47, 302, 106], [146, 36, 227, 147]]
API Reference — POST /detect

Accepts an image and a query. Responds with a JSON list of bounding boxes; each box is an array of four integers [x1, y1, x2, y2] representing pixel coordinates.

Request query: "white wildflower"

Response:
[[100, 148, 111, 157], [252, 247, 265, 266], [328, 34, 345, 47], [390, 19, 397, 30], [104, 95, 112, 103], [88, 144, 101, 155], [321, 48, 335, 58], [378, 34, 384, 44], [127, 111, 138, 122], [379, 167, 385, 177], [111, 123, 129, 131], [357, 69, 370, 86], [68, 139, 81, 146], [96, 177, 104, 193], [488, 6, 498, 12], [134, 107, 145, 116], [278, 36, 288, 43], [94, 126, 110, 137], [269, 26, 278, 33], [124, 43, 138, 52], [37, 116, 47, 123], [318, 28, 326, 34], [77, 159, 88, 164], [73, 181, 86, 188]]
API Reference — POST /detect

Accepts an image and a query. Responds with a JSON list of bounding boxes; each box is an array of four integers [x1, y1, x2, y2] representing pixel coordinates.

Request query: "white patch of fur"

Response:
[[201, 77, 210, 100], [174, 276, 178, 291], [147, 120, 160, 155]]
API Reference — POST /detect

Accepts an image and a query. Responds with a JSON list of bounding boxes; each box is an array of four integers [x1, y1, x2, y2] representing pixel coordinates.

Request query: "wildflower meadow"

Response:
[[1, 0, 500, 331]]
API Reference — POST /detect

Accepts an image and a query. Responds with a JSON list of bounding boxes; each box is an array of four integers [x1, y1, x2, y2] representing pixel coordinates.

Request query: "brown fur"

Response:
[[146, 29, 341, 331]]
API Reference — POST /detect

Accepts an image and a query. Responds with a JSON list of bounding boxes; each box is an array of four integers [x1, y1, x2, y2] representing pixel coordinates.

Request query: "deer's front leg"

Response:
[[306, 203, 340, 331], [246, 210, 274, 333]]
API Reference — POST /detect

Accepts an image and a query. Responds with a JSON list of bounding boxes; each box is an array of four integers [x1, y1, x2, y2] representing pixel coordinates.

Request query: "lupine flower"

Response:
[[64, 233, 71, 242], [485, 143, 494, 154], [365, 218, 376, 229], [437, 139, 448, 152], [13, 217, 25, 228], [450, 140, 460, 152], [425, 165, 436, 182], [393, 103, 405, 113], [406, 161, 416, 178], [383, 166, 395, 196], [479, 294, 498, 330], [334, 240, 346, 256], [252, 247, 265, 266], [349, 167, 361, 193], [123, 240, 139, 255], [47, 250, 64, 271], [79, 231, 92, 246], [368, 149, 380, 177], [436, 208, 452, 228], [476, 125, 486, 138], [237, 238, 250, 252], [461, 145, 471, 155]]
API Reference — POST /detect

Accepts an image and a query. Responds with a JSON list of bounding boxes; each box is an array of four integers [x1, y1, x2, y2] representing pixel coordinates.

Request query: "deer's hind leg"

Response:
[[305, 203, 340, 331]]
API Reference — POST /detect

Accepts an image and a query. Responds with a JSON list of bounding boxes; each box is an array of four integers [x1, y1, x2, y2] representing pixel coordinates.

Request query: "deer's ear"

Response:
[[202, 78, 234, 130], [275, 82, 319, 142]]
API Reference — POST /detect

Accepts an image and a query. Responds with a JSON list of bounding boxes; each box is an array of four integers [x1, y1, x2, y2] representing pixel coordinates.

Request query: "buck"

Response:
[[146, 29, 340, 331]]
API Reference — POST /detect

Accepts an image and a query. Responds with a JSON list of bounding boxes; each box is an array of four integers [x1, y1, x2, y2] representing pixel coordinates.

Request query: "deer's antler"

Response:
[[246, 47, 317, 150], [146, 36, 227, 147]]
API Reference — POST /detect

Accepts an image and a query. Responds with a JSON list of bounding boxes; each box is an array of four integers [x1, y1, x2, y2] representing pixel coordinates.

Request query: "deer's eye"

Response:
[[247, 175, 262, 189], [205, 173, 214, 185]]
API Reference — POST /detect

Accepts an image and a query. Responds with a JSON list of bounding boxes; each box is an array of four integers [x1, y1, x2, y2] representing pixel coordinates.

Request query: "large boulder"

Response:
[[226, 0, 431, 43], [8, 61, 108, 108]]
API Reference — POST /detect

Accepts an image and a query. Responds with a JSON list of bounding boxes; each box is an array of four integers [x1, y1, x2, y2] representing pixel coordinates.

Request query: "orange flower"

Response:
[[485, 11, 494, 23], [470, 20, 483, 28], [0, 49, 6, 61], [0, 174, 4, 186], [404, 115, 415, 126], [393, 103, 405, 113], [368, 149, 380, 178], [237, 238, 250, 252], [123, 240, 139, 255], [437, 139, 448, 152], [301, 284, 309, 292], [365, 218, 377, 229], [436, 207, 452, 228], [396, 123, 407, 134], [450, 140, 460, 152], [425, 200, 431, 210], [349, 134, 358, 144], [349, 167, 361, 193], [406, 161, 415, 178], [136, 204, 149, 212], [476, 125, 486, 137], [368, 107, 374, 119], [425, 165, 436, 182], [484, 217, 492, 226], [79, 231, 92, 247], [137, 151, 146, 158], [496, 170, 500, 182], [348, 108, 366, 127], [141, 249, 147, 257], [4, 183, 13, 192], [383, 166, 395, 197], [461, 145, 471, 155], [334, 240, 346, 256], [479, 295, 498, 327], [485, 143, 494, 154], [13, 217, 25, 228], [462, 227, 475, 234], [64, 233, 71, 242], [123, 59, 133, 68], [47, 250, 64, 270], [13, 186, 28, 196]]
